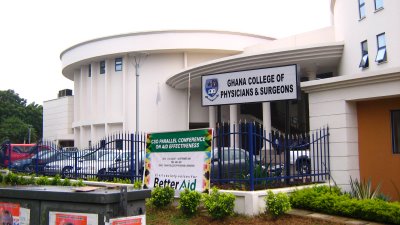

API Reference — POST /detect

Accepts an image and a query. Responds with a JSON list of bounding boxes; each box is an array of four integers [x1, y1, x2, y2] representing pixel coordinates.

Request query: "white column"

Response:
[[209, 106, 216, 130], [262, 102, 272, 162], [262, 102, 272, 134], [230, 105, 239, 148]]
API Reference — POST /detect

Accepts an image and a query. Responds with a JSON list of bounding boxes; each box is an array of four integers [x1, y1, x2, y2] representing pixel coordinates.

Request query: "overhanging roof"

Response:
[[167, 42, 344, 89]]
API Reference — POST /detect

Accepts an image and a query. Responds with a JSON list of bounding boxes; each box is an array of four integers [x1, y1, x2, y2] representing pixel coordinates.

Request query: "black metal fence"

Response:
[[211, 122, 330, 190], [3, 123, 329, 189], [4, 133, 146, 182]]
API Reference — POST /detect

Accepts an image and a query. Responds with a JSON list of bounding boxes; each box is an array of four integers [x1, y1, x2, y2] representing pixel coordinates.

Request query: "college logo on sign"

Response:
[[205, 78, 219, 101]]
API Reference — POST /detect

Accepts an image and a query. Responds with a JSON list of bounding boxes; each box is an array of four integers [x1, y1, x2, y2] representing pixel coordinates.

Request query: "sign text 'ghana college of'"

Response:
[[202, 65, 299, 106]]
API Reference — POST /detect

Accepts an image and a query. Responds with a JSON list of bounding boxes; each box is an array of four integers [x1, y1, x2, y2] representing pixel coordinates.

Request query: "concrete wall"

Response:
[[43, 96, 74, 143], [334, 0, 400, 76]]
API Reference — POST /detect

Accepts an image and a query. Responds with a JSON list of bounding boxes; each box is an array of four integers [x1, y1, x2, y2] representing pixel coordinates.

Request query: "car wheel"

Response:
[[61, 167, 73, 179], [97, 169, 106, 181], [23, 165, 33, 173], [297, 159, 311, 175]]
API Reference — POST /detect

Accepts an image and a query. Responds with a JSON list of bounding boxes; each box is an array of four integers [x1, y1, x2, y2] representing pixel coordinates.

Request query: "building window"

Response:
[[88, 64, 91, 77], [359, 40, 369, 68], [375, 0, 383, 10], [359, 0, 366, 19], [375, 33, 387, 63], [100, 61, 105, 74], [115, 58, 123, 72], [391, 110, 400, 154]]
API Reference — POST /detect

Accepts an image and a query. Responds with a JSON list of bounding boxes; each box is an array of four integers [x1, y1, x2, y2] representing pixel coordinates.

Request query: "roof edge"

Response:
[[60, 30, 275, 60]]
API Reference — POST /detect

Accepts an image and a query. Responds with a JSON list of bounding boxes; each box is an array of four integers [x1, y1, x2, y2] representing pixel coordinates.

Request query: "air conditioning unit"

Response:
[[58, 89, 73, 98]]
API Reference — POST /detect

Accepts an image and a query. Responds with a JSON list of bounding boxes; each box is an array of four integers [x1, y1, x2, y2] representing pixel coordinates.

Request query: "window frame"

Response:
[[359, 0, 366, 19], [115, 58, 123, 72], [359, 40, 369, 68], [374, 0, 384, 11], [100, 60, 106, 74], [391, 110, 400, 154], [375, 33, 387, 63]]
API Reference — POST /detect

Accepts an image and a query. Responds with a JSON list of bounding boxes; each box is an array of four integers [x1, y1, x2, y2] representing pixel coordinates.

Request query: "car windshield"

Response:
[[98, 153, 115, 161]]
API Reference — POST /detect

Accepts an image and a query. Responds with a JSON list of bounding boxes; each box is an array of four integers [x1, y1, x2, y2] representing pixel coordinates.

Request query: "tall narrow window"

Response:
[[391, 110, 400, 154], [359, 0, 366, 19], [100, 61, 105, 74], [375, 33, 387, 63], [115, 58, 123, 72], [359, 40, 369, 68], [375, 0, 383, 10], [88, 64, 91, 77]]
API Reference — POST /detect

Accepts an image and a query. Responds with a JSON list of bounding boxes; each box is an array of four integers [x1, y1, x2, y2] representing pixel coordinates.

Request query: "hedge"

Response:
[[290, 186, 400, 224]]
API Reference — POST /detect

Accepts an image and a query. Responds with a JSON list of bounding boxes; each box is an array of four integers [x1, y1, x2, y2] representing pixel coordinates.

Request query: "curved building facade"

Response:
[[59, 31, 273, 147]]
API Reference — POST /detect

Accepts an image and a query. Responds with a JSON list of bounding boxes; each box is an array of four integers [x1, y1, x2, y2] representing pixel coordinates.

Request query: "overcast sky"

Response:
[[0, 0, 331, 105]]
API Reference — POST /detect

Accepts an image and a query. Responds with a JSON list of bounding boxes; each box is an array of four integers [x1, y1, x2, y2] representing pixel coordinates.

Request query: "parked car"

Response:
[[0, 143, 36, 167], [77, 150, 122, 179], [211, 147, 260, 179], [9, 150, 51, 172], [270, 135, 311, 175], [44, 149, 120, 178], [105, 150, 145, 179], [43, 150, 89, 177]]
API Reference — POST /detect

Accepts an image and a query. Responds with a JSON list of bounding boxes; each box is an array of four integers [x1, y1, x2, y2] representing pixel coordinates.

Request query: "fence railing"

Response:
[[3, 123, 330, 190], [4, 132, 146, 183], [211, 122, 330, 190]]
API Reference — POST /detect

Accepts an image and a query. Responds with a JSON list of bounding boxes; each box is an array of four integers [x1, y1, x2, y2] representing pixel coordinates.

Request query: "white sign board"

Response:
[[144, 129, 212, 195], [202, 65, 298, 106]]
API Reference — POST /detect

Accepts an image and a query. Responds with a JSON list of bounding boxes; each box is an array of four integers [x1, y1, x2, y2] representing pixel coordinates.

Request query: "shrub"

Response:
[[72, 179, 85, 187], [36, 176, 51, 185], [265, 190, 291, 218], [150, 186, 175, 208], [290, 185, 400, 224], [4, 172, 20, 185], [203, 188, 235, 219], [178, 189, 202, 216], [133, 180, 142, 189], [62, 178, 71, 186], [51, 174, 62, 186]]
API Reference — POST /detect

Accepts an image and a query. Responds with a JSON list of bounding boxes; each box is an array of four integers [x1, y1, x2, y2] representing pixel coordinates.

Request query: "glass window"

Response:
[[359, 40, 369, 68], [375, 33, 387, 63], [359, 0, 366, 19], [115, 58, 123, 72], [391, 110, 400, 154], [100, 61, 106, 74], [375, 0, 383, 10], [88, 64, 91, 77]]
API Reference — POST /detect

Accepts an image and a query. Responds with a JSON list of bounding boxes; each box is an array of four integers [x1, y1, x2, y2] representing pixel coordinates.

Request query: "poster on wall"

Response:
[[49, 211, 98, 225], [108, 215, 145, 225], [143, 129, 212, 194], [0, 202, 20, 225]]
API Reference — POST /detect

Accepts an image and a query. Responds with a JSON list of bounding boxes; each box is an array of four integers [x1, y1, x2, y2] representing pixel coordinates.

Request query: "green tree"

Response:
[[0, 90, 42, 143]]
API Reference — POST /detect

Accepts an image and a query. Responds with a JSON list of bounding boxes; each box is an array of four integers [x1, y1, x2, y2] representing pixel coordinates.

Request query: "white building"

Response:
[[44, 0, 400, 199]]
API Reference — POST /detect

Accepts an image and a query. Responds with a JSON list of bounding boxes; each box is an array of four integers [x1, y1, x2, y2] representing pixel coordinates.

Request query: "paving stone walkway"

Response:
[[288, 209, 387, 225]]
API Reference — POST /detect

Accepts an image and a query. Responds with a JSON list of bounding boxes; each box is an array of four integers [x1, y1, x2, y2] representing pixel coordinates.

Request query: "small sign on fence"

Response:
[[144, 129, 213, 193]]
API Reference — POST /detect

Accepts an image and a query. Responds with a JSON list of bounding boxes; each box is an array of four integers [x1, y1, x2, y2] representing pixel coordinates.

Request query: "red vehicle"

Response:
[[0, 143, 36, 167]]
